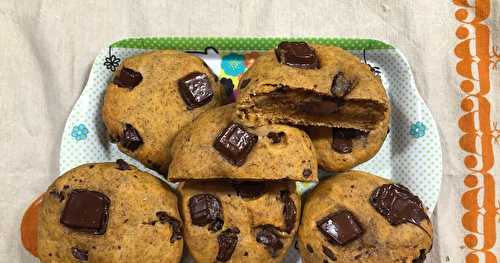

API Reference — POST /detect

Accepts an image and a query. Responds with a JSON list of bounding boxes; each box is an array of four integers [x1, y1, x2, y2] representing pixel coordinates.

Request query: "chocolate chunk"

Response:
[[188, 194, 224, 232], [178, 72, 214, 109], [255, 226, 283, 257], [156, 211, 183, 243], [113, 68, 143, 89], [306, 244, 314, 253], [331, 128, 368, 154], [370, 184, 429, 226], [316, 210, 363, 245], [267, 131, 285, 144], [322, 245, 337, 261], [331, 72, 354, 97], [280, 190, 297, 233], [238, 78, 251, 90], [213, 122, 258, 166], [216, 227, 240, 262], [121, 124, 143, 151], [412, 249, 428, 263], [71, 247, 88, 261], [303, 169, 312, 178], [115, 159, 130, 170], [232, 181, 266, 199], [275, 42, 319, 69], [60, 190, 110, 235]]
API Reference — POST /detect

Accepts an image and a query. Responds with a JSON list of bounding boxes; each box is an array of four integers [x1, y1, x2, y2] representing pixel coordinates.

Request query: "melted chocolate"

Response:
[[369, 184, 429, 226]]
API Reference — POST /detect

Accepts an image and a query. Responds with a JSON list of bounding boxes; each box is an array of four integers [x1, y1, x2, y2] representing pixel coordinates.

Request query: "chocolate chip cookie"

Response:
[[298, 171, 432, 263], [168, 104, 318, 181], [38, 161, 183, 263], [307, 107, 390, 172], [178, 180, 301, 262], [235, 42, 389, 130], [102, 50, 222, 175]]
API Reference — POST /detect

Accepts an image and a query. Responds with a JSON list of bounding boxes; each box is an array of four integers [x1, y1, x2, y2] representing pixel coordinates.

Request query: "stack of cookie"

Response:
[[36, 42, 432, 263]]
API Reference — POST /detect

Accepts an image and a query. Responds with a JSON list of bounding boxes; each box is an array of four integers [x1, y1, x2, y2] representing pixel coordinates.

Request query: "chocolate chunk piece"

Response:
[[60, 190, 110, 235], [322, 245, 337, 261], [232, 181, 266, 199], [370, 184, 429, 226], [71, 247, 88, 261], [255, 226, 283, 257], [188, 194, 224, 232], [178, 72, 214, 109], [121, 124, 143, 151], [280, 190, 297, 233], [412, 249, 428, 263], [306, 244, 314, 253], [238, 78, 251, 90], [213, 122, 258, 166], [115, 159, 130, 170], [303, 169, 312, 178], [113, 68, 143, 89], [331, 72, 354, 97], [156, 211, 183, 243], [275, 42, 319, 69], [267, 131, 285, 144], [217, 227, 240, 262], [316, 210, 363, 245], [331, 128, 368, 154]]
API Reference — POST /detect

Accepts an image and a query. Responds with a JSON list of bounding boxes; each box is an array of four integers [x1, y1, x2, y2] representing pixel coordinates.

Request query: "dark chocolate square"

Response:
[[213, 122, 258, 166], [178, 72, 214, 109], [316, 210, 363, 245], [275, 42, 319, 69], [60, 190, 110, 235], [113, 68, 143, 89]]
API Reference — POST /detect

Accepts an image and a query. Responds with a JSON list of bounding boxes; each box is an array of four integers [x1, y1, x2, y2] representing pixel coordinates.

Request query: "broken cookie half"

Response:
[[235, 43, 389, 131]]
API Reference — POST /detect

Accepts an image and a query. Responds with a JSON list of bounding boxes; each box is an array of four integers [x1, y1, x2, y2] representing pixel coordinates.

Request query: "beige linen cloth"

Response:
[[1, 1, 498, 262]]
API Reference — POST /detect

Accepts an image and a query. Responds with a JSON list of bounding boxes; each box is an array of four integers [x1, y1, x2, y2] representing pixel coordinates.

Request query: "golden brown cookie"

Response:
[[298, 171, 432, 263], [308, 107, 390, 172], [102, 50, 222, 175], [37, 161, 183, 263], [235, 42, 389, 130], [178, 180, 300, 263], [168, 104, 318, 182]]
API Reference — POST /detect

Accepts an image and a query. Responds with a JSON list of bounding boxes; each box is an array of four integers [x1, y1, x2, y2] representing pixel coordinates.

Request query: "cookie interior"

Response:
[[237, 86, 386, 130]]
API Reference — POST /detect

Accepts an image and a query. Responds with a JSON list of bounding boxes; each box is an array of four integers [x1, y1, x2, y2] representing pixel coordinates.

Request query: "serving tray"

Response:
[[58, 37, 442, 263]]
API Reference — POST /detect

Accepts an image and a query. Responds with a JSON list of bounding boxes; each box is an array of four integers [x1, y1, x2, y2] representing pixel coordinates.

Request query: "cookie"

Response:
[[168, 104, 318, 181], [308, 107, 390, 172], [235, 42, 389, 130], [102, 50, 222, 175], [178, 180, 301, 262], [37, 161, 183, 263], [298, 171, 432, 263]]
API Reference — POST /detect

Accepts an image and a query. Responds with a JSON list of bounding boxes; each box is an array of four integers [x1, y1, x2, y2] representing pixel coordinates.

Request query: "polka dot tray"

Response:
[[59, 37, 442, 263]]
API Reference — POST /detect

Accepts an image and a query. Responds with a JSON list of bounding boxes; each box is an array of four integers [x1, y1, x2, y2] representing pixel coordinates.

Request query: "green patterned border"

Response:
[[111, 37, 393, 51]]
